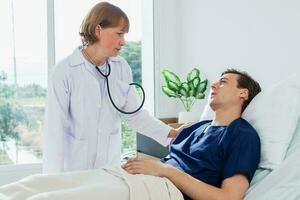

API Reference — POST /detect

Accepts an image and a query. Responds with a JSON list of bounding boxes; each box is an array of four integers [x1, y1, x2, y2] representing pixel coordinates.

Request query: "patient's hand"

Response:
[[122, 157, 170, 177]]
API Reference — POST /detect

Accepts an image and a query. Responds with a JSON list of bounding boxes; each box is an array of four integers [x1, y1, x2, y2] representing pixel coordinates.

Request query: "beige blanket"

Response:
[[0, 166, 183, 200]]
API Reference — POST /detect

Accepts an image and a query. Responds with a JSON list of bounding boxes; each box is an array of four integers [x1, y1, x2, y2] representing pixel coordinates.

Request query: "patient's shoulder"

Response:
[[229, 118, 257, 132], [228, 118, 260, 142]]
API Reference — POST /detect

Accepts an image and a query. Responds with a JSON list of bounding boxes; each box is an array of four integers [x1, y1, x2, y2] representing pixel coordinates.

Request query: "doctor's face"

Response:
[[97, 20, 127, 57], [209, 73, 248, 111]]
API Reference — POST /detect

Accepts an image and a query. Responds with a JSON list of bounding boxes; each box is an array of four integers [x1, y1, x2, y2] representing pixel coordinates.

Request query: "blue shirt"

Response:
[[161, 118, 260, 190]]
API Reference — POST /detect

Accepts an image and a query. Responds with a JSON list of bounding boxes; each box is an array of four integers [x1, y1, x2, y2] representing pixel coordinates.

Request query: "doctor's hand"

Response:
[[168, 121, 196, 138], [122, 157, 170, 177]]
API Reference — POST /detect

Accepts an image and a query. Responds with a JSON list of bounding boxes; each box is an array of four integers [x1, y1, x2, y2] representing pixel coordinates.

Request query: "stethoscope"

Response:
[[94, 61, 145, 114]]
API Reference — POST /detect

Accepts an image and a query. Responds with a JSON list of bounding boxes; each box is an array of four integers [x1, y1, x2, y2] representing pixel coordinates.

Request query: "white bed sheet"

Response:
[[0, 166, 183, 200]]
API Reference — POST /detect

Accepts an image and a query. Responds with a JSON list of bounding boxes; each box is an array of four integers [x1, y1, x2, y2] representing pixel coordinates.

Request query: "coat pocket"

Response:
[[106, 133, 121, 165], [64, 134, 87, 171]]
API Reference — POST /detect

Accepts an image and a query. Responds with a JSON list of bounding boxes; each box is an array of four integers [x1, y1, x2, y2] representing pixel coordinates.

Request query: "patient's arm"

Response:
[[122, 157, 249, 200]]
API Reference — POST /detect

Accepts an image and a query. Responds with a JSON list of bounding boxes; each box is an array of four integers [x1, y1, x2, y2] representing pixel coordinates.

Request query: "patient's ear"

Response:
[[240, 89, 249, 100]]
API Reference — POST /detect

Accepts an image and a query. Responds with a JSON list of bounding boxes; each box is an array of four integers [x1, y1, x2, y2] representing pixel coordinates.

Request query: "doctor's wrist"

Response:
[[168, 128, 178, 138]]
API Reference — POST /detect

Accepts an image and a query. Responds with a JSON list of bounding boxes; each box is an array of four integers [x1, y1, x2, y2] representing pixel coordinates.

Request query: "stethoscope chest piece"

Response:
[[95, 61, 145, 114]]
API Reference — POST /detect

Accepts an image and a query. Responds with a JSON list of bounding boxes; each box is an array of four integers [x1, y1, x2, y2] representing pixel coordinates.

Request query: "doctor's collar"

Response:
[[68, 46, 86, 67], [69, 46, 121, 67]]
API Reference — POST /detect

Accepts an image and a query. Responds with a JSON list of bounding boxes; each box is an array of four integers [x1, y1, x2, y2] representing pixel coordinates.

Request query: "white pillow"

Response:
[[285, 118, 300, 158], [199, 73, 300, 170], [199, 102, 214, 121]]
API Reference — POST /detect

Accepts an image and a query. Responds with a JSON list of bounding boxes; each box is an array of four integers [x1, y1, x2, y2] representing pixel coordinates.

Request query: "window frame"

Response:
[[141, 0, 155, 115]]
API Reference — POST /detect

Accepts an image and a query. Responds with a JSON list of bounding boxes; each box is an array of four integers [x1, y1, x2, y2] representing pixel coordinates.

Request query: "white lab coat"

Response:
[[43, 46, 171, 173]]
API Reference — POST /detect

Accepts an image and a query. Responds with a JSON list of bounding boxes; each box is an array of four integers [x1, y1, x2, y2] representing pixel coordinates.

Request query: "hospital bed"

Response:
[[1, 119, 300, 200], [1, 74, 300, 200]]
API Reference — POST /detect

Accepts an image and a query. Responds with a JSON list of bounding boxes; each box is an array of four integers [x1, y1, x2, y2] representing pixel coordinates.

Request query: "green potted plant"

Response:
[[161, 68, 208, 123]]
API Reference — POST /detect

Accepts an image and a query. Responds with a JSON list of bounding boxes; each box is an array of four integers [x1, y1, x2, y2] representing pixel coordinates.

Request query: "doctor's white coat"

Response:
[[43, 47, 171, 173]]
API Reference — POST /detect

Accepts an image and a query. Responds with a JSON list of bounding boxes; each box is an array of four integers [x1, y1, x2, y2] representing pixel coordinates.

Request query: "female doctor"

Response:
[[43, 2, 181, 173]]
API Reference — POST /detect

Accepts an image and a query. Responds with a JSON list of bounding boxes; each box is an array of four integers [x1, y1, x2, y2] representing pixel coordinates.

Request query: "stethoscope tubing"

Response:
[[95, 61, 145, 114]]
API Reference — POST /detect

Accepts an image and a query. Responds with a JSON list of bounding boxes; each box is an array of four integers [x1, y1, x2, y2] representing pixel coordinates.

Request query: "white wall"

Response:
[[154, 0, 300, 118], [153, 0, 181, 118]]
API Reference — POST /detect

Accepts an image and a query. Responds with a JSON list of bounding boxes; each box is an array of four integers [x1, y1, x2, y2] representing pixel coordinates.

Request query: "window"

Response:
[[0, 0, 47, 165]]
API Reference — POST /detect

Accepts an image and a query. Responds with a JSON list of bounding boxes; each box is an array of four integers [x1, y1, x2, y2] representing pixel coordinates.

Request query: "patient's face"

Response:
[[209, 73, 246, 110]]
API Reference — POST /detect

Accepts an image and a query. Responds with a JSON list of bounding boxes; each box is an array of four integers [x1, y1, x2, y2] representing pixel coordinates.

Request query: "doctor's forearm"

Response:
[[124, 110, 171, 144]]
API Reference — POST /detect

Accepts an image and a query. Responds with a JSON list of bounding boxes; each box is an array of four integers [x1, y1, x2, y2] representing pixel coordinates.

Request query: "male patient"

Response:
[[122, 69, 262, 200]]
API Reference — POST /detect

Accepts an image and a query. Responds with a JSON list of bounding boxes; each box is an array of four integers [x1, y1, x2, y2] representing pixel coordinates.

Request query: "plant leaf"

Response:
[[192, 77, 200, 89], [178, 87, 189, 98], [162, 86, 177, 97], [187, 68, 200, 82], [162, 70, 181, 87], [197, 79, 208, 93], [187, 81, 196, 97], [195, 93, 205, 99], [167, 81, 179, 92], [180, 82, 189, 92], [189, 86, 196, 97]]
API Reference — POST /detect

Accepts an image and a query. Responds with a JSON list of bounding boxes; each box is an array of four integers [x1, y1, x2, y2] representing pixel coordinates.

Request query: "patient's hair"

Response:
[[221, 69, 261, 112]]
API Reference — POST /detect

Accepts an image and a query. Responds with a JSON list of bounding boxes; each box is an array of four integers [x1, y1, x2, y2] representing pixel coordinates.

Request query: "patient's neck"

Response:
[[213, 107, 241, 126]]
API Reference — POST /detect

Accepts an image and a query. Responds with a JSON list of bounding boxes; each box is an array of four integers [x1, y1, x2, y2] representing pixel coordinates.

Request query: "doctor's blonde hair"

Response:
[[79, 2, 129, 46]]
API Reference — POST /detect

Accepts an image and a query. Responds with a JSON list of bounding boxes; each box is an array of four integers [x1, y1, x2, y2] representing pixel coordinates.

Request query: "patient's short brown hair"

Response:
[[221, 69, 261, 112]]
